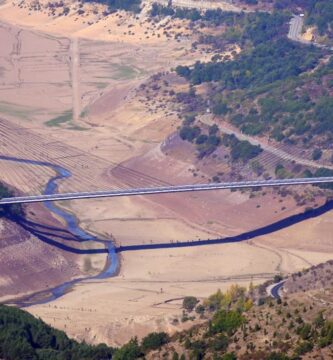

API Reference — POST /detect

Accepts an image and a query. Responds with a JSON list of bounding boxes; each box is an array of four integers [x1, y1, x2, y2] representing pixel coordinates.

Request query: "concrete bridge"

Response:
[[1, 177, 333, 205]]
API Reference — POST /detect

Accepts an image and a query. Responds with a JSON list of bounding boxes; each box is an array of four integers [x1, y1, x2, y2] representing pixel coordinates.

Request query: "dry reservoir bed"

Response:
[[0, 4, 332, 346]]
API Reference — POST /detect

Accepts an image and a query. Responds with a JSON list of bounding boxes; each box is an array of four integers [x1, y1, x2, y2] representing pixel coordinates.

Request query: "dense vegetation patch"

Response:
[[0, 182, 12, 200], [0, 305, 115, 360], [113, 332, 169, 359], [176, 38, 321, 89], [272, 0, 333, 38], [210, 309, 245, 335], [222, 134, 262, 162], [178, 113, 262, 161], [83, 0, 141, 13], [151, 4, 244, 26], [0, 182, 22, 217], [209, 56, 333, 150], [309, 168, 333, 190], [173, 8, 333, 157], [151, 6, 288, 43]]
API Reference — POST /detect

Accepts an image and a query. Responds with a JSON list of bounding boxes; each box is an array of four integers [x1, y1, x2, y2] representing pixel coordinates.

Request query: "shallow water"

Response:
[[1, 155, 333, 306], [0, 155, 118, 307]]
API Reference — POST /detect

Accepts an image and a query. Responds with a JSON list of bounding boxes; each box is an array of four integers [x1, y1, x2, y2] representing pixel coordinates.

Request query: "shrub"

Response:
[[222, 353, 237, 360], [141, 332, 169, 352], [183, 296, 199, 312], [195, 304, 205, 315], [179, 126, 201, 142], [294, 340, 313, 356], [113, 338, 141, 360], [211, 310, 245, 335], [196, 134, 209, 145], [312, 148, 323, 161], [297, 323, 312, 340]]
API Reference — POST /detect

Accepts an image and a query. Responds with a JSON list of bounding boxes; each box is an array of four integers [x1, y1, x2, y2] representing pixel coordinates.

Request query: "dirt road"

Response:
[[200, 115, 333, 170], [71, 37, 80, 122]]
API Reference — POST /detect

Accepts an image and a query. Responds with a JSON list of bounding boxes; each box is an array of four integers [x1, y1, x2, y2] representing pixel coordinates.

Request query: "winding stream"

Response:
[[0, 156, 118, 307], [1, 155, 333, 307]]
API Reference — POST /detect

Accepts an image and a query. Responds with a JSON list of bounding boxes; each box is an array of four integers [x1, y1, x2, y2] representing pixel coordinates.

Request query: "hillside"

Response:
[[83, 260, 333, 359], [1, 0, 333, 350], [0, 305, 115, 359], [283, 260, 333, 295], [142, 262, 333, 359], [145, 292, 333, 359], [0, 182, 92, 303], [173, 8, 332, 150], [148, 7, 333, 186], [3, 260, 333, 360], [246, 0, 333, 45]]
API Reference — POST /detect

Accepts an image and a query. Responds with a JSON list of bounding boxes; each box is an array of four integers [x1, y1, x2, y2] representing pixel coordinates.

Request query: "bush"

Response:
[[210, 334, 229, 351], [273, 274, 283, 283], [0, 182, 23, 217], [312, 148, 322, 160], [196, 134, 209, 145], [211, 310, 245, 335], [183, 296, 199, 312], [297, 323, 312, 340], [267, 353, 290, 360], [106, 0, 141, 13], [113, 338, 141, 360], [318, 321, 333, 347], [230, 140, 262, 162], [294, 340, 313, 356], [222, 353, 237, 360], [195, 304, 205, 315], [209, 124, 219, 135], [179, 126, 201, 142], [213, 101, 229, 115], [141, 332, 169, 352], [313, 168, 333, 190]]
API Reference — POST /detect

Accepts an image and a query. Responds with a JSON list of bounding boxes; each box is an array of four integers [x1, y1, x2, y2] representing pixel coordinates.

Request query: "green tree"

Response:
[[211, 310, 245, 335], [222, 353, 237, 360], [141, 332, 169, 352], [113, 338, 141, 360], [312, 148, 322, 160], [183, 296, 199, 312]]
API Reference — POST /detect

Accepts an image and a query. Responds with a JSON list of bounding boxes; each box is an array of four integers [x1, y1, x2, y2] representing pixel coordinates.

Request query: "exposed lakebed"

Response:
[[1, 155, 333, 307]]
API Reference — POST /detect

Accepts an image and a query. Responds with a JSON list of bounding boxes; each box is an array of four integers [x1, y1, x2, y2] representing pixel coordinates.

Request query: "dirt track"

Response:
[[71, 37, 80, 122], [1, 1, 333, 346]]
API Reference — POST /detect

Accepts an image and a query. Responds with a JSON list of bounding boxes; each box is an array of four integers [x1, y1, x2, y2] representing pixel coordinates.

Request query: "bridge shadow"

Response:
[[17, 217, 74, 234], [16, 217, 93, 242], [5, 200, 333, 256], [115, 199, 333, 253], [7, 214, 108, 255]]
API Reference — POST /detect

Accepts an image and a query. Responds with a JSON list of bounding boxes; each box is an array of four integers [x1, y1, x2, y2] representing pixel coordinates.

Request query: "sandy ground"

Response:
[[301, 26, 315, 42], [28, 219, 333, 346], [0, 0, 192, 43], [0, 201, 107, 302], [0, 0, 210, 132], [0, 0, 332, 346]]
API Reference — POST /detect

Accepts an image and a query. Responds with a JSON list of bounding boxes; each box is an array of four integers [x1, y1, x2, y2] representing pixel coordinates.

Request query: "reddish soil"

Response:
[[0, 203, 82, 300]]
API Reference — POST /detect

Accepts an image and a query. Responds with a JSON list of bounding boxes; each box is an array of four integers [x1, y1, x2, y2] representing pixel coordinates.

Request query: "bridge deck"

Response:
[[1, 177, 333, 205]]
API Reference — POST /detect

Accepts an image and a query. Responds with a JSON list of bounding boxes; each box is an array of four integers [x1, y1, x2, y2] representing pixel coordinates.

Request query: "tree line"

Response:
[[0, 304, 172, 360], [0, 182, 22, 217], [82, 0, 141, 13]]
